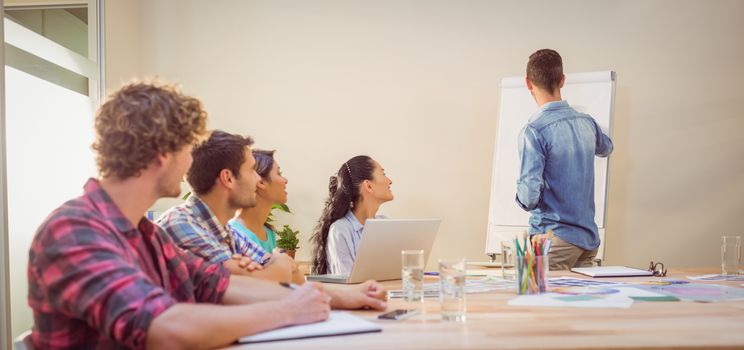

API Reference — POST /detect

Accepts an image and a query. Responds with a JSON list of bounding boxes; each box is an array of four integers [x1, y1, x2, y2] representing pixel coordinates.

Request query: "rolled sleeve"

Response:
[[30, 219, 176, 350], [232, 227, 270, 264], [594, 121, 614, 157], [516, 126, 545, 211], [174, 244, 232, 304]]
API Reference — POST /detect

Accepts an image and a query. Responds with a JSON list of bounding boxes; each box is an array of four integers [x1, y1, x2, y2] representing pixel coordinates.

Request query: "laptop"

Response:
[[307, 218, 441, 284]]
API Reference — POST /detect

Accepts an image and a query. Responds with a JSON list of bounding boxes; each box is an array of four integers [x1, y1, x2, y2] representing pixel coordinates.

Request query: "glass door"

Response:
[[2, 0, 103, 343]]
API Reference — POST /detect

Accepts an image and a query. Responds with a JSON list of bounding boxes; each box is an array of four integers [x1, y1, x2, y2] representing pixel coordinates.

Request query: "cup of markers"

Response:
[[515, 233, 552, 295]]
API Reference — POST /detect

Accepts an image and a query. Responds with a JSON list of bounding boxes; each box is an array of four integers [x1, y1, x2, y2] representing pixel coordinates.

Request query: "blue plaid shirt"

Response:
[[157, 195, 269, 265]]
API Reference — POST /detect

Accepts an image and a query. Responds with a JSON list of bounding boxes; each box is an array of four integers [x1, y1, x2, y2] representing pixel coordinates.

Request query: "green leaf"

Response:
[[271, 203, 291, 213], [276, 224, 300, 250]]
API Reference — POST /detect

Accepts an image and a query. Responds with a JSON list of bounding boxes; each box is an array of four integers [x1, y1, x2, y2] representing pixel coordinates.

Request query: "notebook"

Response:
[[570, 266, 653, 278], [238, 311, 381, 343]]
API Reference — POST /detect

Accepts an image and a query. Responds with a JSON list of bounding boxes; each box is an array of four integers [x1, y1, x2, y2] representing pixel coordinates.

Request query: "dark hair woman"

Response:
[[228, 149, 287, 253], [311, 155, 393, 274]]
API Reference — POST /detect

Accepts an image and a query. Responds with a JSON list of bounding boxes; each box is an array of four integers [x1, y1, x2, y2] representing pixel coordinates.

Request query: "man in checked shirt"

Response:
[[27, 81, 387, 350], [157, 130, 305, 284]]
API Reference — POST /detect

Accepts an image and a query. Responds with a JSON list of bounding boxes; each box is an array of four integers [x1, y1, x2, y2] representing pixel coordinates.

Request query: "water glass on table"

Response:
[[401, 250, 424, 302], [721, 235, 742, 276], [439, 258, 466, 322], [500, 240, 517, 281]]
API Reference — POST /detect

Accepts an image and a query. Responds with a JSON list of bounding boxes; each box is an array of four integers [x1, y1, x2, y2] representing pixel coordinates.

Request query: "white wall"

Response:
[[104, 0, 140, 92], [106, 0, 744, 269]]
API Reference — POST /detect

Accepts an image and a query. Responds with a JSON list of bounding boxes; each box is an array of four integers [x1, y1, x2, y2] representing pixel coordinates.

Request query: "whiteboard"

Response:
[[485, 71, 615, 253]]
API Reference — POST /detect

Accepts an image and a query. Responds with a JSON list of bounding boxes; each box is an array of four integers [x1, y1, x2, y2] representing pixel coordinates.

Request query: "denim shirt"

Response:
[[516, 100, 613, 250]]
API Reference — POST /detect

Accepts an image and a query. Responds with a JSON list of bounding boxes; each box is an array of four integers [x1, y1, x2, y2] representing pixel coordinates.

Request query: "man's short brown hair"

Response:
[[527, 49, 563, 93], [92, 81, 207, 179], [187, 130, 254, 196]]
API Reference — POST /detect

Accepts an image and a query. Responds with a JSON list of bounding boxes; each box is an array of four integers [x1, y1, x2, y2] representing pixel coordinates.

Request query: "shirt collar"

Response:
[[186, 194, 232, 240], [529, 100, 569, 122], [344, 210, 364, 232], [83, 178, 157, 237]]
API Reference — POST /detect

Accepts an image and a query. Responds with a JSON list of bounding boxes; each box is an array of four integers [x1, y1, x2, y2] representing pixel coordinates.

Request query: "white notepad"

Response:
[[570, 266, 653, 277], [239, 311, 381, 344]]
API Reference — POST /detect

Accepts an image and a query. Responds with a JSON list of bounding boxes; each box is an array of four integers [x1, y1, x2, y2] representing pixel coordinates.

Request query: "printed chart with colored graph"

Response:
[[640, 283, 744, 303]]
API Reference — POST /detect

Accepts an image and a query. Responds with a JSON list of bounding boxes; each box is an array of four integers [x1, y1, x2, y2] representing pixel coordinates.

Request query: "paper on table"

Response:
[[389, 276, 513, 298], [549, 277, 625, 287], [239, 311, 381, 343], [508, 285, 672, 308], [508, 293, 634, 308], [636, 283, 744, 303], [687, 274, 744, 282], [612, 286, 670, 299]]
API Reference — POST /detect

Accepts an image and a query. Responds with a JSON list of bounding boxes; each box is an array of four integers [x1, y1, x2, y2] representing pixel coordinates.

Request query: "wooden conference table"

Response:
[[228, 268, 744, 349]]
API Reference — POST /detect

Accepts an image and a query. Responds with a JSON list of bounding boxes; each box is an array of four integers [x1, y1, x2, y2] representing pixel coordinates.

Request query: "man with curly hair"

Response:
[[27, 81, 387, 349]]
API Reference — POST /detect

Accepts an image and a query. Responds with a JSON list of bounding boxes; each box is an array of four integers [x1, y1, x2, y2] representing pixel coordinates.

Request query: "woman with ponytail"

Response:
[[311, 155, 394, 274]]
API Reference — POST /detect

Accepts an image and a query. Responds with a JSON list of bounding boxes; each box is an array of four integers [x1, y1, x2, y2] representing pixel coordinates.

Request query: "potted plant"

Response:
[[268, 204, 300, 258], [276, 224, 300, 258]]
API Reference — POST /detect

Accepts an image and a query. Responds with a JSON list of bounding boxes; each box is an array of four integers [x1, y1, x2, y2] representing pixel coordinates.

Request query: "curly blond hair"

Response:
[[92, 81, 208, 179]]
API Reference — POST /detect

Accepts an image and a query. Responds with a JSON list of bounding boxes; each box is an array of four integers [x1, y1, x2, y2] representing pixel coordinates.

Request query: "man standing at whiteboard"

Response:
[[516, 49, 614, 270]]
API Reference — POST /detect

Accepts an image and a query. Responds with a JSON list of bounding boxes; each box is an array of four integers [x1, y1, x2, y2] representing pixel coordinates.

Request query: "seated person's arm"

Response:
[[227, 228, 305, 283], [147, 283, 331, 349], [223, 252, 296, 283], [219, 274, 386, 310], [324, 280, 388, 310], [162, 219, 297, 283], [145, 238, 330, 348], [185, 241, 381, 311], [30, 222, 323, 350]]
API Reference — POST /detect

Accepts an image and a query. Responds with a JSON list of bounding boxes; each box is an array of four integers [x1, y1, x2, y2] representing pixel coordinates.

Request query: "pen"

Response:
[[424, 271, 439, 276], [279, 282, 298, 290]]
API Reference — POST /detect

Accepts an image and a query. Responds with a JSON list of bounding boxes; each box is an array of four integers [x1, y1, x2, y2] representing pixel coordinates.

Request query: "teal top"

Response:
[[228, 219, 278, 253]]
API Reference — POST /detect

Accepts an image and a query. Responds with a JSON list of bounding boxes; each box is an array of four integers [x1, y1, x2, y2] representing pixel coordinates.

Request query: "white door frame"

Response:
[[0, 1, 104, 348], [0, 1, 11, 347]]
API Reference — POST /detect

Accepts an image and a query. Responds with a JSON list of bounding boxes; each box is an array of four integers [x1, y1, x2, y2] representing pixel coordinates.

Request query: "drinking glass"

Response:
[[501, 240, 516, 281], [439, 258, 466, 322], [721, 236, 742, 276], [402, 250, 424, 302]]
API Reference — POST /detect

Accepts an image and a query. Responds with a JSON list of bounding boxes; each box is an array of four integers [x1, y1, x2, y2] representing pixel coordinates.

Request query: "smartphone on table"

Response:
[[377, 309, 418, 320]]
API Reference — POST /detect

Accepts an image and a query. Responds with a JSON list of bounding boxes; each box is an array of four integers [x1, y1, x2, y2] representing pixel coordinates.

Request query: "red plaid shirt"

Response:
[[27, 179, 231, 349]]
